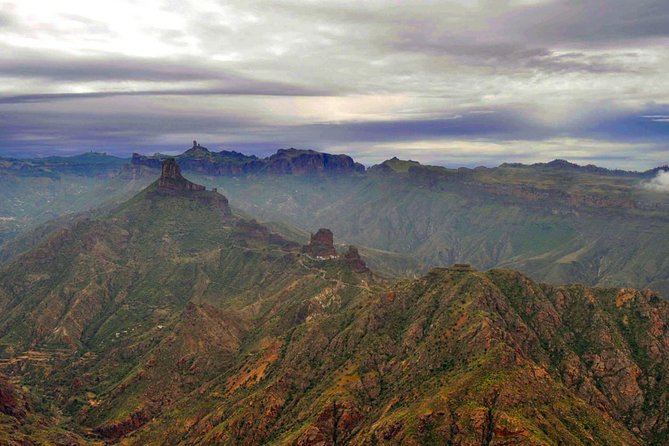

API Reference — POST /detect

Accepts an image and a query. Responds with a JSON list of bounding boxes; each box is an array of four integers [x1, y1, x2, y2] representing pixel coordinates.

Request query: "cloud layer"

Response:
[[0, 0, 667, 168], [644, 170, 669, 192]]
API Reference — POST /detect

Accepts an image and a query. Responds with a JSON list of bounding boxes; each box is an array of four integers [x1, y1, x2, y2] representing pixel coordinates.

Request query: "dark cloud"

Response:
[[0, 54, 225, 82], [2, 102, 666, 164], [504, 0, 669, 46], [0, 107, 532, 155], [392, 35, 638, 74], [280, 110, 550, 145], [0, 51, 333, 96], [0, 107, 257, 156], [577, 108, 669, 141]]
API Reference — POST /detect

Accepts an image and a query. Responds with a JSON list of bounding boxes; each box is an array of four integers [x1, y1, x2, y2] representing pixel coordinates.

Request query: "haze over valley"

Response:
[[0, 1, 668, 445]]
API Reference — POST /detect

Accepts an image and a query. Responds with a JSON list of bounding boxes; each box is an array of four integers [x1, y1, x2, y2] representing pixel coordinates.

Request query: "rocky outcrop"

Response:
[[342, 245, 369, 273], [264, 148, 365, 175], [133, 143, 365, 176], [158, 158, 205, 191], [154, 158, 232, 217], [302, 228, 337, 259], [295, 401, 362, 446]]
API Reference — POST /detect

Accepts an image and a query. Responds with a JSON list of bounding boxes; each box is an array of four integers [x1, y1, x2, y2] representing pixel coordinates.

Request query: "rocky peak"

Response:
[[342, 245, 368, 273], [161, 157, 181, 179], [158, 158, 205, 191], [302, 228, 337, 259], [182, 140, 212, 159]]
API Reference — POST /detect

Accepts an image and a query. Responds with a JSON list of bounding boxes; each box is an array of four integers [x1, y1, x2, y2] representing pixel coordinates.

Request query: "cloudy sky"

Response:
[[0, 0, 668, 168]]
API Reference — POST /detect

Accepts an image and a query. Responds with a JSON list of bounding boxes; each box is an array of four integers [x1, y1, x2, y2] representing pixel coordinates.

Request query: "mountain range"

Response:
[[131, 141, 365, 176], [0, 159, 667, 445], [2, 143, 668, 300]]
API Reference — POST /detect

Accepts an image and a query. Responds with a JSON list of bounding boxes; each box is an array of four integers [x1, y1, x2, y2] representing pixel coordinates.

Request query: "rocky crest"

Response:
[[264, 148, 365, 175], [153, 158, 232, 218], [158, 158, 205, 191], [133, 142, 365, 176], [302, 228, 337, 259], [342, 245, 368, 272]]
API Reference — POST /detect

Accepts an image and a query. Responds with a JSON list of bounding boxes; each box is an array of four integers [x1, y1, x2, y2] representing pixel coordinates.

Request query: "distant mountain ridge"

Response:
[[0, 152, 126, 177], [3, 144, 664, 179], [500, 158, 667, 178], [2, 144, 668, 298], [131, 141, 365, 175], [129, 142, 666, 178]]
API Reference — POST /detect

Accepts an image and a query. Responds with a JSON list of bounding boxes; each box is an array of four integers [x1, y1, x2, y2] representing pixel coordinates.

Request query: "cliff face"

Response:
[[264, 148, 365, 175], [302, 228, 337, 258], [342, 245, 369, 272], [153, 158, 232, 217], [132, 143, 365, 176], [157, 158, 206, 191]]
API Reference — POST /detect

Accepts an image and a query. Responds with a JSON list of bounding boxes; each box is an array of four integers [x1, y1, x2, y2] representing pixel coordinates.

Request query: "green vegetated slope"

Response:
[[0, 170, 667, 445], [187, 161, 669, 296]]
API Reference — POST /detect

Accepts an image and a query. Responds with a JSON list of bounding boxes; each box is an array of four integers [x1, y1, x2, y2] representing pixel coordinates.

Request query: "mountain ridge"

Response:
[[131, 141, 365, 176], [0, 160, 667, 444]]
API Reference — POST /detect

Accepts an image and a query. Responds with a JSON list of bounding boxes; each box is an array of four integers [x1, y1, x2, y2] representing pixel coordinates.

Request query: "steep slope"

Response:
[[107, 267, 668, 446], [4, 146, 667, 298], [0, 160, 381, 442], [0, 373, 88, 445], [0, 159, 666, 445]]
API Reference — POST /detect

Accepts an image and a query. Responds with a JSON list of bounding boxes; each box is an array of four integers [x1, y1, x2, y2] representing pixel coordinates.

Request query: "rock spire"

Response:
[[158, 158, 205, 191]]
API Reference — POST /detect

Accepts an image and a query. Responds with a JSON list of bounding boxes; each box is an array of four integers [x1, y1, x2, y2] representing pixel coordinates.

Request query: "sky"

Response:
[[0, 0, 668, 169]]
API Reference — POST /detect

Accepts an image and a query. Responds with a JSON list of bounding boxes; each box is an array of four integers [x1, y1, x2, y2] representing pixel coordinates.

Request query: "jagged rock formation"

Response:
[[264, 148, 365, 175], [153, 158, 232, 218], [302, 228, 337, 258], [342, 245, 369, 272], [132, 142, 365, 176], [158, 158, 206, 191]]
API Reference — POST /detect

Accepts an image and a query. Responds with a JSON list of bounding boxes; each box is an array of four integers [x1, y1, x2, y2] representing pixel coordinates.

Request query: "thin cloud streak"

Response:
[[0, 86, 332, 104]]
